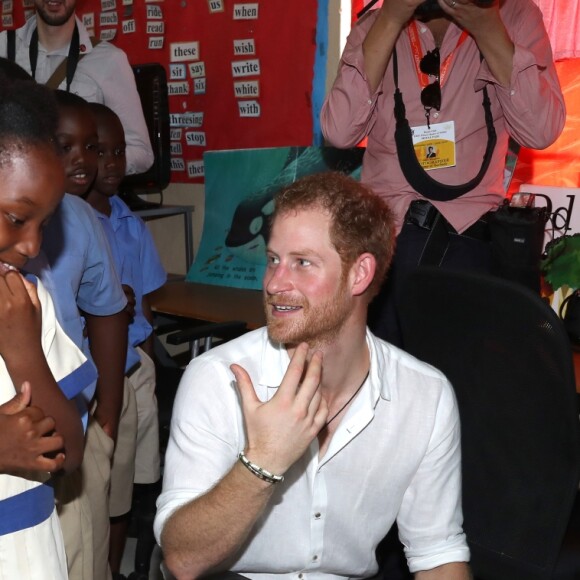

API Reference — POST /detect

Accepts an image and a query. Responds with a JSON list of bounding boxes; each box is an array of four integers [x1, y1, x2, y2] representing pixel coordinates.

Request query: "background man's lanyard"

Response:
[[408, 21, 468, 90], [29, 21, 81, 92]]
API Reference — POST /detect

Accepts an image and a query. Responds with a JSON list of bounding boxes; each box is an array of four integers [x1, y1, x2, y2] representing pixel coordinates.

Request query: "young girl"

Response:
[[0, 72, 95, 578]]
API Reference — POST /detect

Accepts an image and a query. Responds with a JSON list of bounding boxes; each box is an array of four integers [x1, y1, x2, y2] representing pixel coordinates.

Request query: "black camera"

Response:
[[357, 0, 494, 21], [415, 0, 445, 17], [415, 0, 494, 18]]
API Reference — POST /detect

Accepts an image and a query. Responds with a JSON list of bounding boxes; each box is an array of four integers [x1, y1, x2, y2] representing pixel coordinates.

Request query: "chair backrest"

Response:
[[397, 268, 580, 580]]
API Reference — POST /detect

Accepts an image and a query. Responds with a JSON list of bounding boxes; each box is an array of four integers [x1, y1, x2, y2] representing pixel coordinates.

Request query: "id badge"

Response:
[[412, 121, 456, 171]]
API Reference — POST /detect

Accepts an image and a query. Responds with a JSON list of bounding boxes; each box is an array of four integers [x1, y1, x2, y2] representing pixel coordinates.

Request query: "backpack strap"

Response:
[[45, 37, 101, 91], [6, 29, 16, 62]]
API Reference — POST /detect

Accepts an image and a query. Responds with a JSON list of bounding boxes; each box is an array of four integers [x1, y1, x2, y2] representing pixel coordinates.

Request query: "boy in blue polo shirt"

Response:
[[86, 102, 167, 578]]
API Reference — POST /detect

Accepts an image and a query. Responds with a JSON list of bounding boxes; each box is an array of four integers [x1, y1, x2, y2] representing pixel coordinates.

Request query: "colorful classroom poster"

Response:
[[186, 146, 364, 290]]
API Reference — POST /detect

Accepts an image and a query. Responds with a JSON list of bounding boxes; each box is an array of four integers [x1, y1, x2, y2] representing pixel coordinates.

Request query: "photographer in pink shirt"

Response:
[[322, 0, 564, 345]]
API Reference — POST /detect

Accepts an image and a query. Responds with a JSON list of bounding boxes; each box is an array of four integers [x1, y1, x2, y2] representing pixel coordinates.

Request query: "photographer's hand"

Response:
[[363, 0, 425, 93], [438, 0, 514, 86], [381, 0, 426, 29]]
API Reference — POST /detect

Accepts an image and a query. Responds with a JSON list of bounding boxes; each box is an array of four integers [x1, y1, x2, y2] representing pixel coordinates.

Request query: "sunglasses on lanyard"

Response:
[[419, 47, 441, 112]]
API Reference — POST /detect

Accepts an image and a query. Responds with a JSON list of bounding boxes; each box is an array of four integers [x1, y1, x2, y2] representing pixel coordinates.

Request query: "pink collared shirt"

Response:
[[321, 0, 565, 233]]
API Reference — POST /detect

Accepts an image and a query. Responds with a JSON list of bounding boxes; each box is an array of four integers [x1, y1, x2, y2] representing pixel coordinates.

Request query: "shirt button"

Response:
[[313, 555, 318, 561], [367, 99, 372, 105], [510, 89, 516, 96], [433, 112, 439, 119], [314, 512, 321, 519], [298, 574, 304, 579]]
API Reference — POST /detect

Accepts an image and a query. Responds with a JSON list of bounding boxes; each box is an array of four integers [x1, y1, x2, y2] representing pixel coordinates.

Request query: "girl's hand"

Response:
[[0, 382, 66, 474], [0, 271, 42, 361]]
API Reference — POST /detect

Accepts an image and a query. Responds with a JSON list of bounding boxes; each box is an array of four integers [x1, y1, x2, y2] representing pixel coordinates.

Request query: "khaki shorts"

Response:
[[109, 377, 138, 517], [128, 347, 161, 484], [56, 415, 115, 580]]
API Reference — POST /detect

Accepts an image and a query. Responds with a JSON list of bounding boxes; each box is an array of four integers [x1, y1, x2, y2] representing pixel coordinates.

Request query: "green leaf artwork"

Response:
[[541, 233, 580, 290]]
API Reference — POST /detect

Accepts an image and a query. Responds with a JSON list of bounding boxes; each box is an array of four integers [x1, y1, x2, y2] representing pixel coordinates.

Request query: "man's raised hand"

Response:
[[230, 343, 328, 477]]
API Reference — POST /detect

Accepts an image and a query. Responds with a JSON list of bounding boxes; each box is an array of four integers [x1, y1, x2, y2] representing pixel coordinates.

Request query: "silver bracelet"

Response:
[[238, 452, 284, 484]]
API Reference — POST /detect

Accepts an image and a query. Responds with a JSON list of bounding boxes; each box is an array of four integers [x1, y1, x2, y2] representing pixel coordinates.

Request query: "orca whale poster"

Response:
[[186, 146, 365, 290]]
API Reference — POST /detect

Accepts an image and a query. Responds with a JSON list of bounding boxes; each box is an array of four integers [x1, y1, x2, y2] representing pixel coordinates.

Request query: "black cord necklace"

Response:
[[324, 370, 370, 428]]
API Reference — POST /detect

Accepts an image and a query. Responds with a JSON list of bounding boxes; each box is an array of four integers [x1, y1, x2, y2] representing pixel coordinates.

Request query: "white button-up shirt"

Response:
[[155, 328, 469, 578]]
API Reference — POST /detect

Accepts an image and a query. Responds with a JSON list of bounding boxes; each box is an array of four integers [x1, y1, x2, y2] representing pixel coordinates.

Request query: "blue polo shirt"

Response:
[[25, 193, 127, 426], [92, 195, 167, 372]]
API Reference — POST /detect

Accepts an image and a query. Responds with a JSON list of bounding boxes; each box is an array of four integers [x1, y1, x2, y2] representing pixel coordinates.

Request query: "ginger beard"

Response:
[[265, 269, 353, 349]]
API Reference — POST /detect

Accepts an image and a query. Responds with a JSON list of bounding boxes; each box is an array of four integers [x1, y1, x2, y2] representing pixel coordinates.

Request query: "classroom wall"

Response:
[[149, 0, 346, 276], [1, 1, 336, 276]]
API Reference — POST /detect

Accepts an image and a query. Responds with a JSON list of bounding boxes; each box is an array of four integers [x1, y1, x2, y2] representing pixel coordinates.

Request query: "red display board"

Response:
[[509, 59, 580, 193], [1, 1, 319, 183]]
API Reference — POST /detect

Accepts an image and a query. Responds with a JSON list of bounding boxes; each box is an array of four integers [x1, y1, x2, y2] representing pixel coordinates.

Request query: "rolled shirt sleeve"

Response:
[[474, 0, 565, 149], [396, 378, 470, 572]]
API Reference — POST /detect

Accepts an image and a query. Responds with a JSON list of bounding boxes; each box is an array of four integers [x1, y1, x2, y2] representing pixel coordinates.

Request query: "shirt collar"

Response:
[[366, 328, 392, 402], [110, 195, 135, 219], [258, 333, 290, 397], [256, 327, 393, 405]]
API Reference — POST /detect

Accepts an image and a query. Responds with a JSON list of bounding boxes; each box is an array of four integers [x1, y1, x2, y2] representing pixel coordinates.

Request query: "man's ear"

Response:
[[350, 253, 376, 297]]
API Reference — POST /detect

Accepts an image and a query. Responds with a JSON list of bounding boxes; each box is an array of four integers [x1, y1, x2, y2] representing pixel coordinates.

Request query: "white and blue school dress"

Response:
[[0, 276, 97, 580]]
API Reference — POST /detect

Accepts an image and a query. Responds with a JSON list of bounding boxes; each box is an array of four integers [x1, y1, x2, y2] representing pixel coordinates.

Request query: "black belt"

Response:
[[405, 200, 490, 242]]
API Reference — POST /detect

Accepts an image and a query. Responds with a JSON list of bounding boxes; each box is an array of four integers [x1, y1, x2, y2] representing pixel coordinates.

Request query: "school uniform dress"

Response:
[[0, 277, 96, 580], [93, 194, 167, 487], [25, 193, 130, 580]]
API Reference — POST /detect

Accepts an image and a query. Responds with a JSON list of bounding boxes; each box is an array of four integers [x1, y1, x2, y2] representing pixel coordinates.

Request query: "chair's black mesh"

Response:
[[398, 268, 580, 580]]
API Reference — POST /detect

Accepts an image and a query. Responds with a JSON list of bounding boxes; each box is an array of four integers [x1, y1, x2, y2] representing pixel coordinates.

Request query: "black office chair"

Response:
[[154, 316, 248, 453], [397, 268, 580, 580]]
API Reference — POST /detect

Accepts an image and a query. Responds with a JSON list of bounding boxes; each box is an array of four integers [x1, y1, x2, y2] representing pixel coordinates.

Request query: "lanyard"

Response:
[[392, 46, 497, 201], [29, 21, 81, 92], [408, 21, 468, 88]]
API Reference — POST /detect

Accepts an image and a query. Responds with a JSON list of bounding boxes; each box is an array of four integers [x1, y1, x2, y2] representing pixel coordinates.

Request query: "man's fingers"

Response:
[[306, 388, 329, 427], [231, 364, 260, 409], [0, 381, 32, 415], [277, 343, 310, 398], [294, 350, 323, 406], [313, 396, 329, 430]]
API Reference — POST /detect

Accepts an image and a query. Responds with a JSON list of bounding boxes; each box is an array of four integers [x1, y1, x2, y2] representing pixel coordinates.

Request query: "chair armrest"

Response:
[[165, 320, 247, 346]]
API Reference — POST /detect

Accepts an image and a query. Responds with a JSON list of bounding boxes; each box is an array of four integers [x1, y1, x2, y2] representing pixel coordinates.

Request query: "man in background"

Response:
[[321, 0, 565, 345], [0, 0, 153, 175]]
